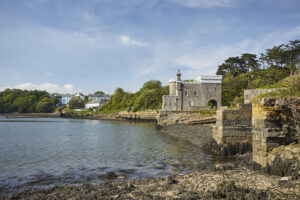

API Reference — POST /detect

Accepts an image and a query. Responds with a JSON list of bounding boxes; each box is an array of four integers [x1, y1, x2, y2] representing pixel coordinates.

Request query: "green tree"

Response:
[[12, 96, 34, 113], [284, 40, 300, 75], [94, 91, 104, 95], [69, 97, 84, 109], [134, 89, 160, 110], [36, 98, 54, 113], [216, 56, 246, 76], [241, 53, 259, 73]]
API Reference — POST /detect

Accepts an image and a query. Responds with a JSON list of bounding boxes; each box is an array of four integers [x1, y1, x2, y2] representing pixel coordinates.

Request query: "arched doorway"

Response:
[[208, 99, 217, 109]]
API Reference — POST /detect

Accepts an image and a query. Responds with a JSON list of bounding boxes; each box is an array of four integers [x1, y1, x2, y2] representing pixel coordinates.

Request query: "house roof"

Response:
[[86, 98, 108, 105], [74, 93, 85, 96], [61, 94, 73, 97], [88, 94, 110, 97], [86, 99, 101, 104]]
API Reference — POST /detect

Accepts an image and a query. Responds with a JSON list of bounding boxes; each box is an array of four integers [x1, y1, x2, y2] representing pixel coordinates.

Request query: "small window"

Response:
[[194, 91, 198, 96], [189, 100, 193, 107], [185, 90, 188, 96]]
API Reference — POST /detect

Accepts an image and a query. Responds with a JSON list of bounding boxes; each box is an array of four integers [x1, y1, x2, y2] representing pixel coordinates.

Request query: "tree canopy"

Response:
[[0, 89, 55, 113], [217, 40, 299, 106], [100, 80, 169, 112], [68, 97, 84, 109]]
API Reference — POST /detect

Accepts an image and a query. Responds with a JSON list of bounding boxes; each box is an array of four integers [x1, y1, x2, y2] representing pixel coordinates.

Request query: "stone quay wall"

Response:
[[211, 104, 252, 156], [115, 111, 158, 121]]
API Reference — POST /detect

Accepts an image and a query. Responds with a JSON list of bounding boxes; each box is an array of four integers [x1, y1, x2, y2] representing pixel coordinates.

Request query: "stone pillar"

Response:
[[252, 98, 286, 167], [211, 104, 252, 156]]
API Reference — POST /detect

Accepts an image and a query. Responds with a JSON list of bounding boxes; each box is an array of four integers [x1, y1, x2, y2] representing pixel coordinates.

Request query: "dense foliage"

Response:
[[69, 97, 85, 109], [0, 89, 57, 113], [100, 80, 169, 112], [217, 40, 300, 106]]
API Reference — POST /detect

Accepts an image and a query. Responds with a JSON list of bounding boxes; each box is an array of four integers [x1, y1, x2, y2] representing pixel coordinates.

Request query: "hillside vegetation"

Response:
[[99, 80, 169, 113], [218, 40, 299, 106]]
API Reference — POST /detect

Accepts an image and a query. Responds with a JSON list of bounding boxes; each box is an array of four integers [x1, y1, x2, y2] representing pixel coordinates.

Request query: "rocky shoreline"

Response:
[[1, 154, 299, 200]]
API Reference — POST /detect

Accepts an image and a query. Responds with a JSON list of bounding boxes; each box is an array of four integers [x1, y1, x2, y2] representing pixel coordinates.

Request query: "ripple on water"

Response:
[[0, 118, 219, 196]]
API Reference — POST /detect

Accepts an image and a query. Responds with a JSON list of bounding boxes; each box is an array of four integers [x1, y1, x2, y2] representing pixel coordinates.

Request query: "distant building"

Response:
[[73, 93, 85, 100], [61, 94, 73, 105], [162, 69, 222, 111], [85, 98, 109, 110], [88, 94, 110, 101]]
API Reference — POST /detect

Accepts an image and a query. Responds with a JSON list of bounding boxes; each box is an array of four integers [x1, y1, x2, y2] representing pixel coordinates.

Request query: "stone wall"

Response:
[[252, 97, 300, 171], [181, 83, 221, 110], [211, 104, 252, 155], [162, 95, 178, 111], [115, 111, 157, 121], [244, 88, 276, 104]]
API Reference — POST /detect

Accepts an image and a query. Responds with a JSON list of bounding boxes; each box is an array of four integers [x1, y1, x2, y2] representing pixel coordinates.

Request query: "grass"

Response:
[[252, 73, 300, 104]]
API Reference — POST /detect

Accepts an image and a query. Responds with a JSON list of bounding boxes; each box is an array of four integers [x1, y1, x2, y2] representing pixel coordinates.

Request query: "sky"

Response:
[[0, 0, 299, 94]]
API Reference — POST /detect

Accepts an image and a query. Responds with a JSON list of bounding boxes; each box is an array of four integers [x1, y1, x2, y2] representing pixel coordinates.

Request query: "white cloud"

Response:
[[118, 35, 149, 47], [171, 0, 237, 8], [46, 72, 52, 77], [0, 83, 75, 94]]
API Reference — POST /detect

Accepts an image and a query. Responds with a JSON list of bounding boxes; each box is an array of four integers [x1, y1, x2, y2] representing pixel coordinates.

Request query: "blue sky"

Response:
[[0, 0, 299, 94]]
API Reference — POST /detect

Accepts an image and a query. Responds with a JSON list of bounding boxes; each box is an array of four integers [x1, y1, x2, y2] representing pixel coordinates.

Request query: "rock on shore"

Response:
[[3, 161, 299, 200]]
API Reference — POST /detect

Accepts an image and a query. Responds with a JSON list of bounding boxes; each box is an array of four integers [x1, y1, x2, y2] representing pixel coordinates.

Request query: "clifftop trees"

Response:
[[217, 40, 299, 106]]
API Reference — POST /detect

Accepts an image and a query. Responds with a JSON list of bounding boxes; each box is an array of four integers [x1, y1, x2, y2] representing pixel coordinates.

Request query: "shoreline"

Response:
[[1, 114, 299, 199], [0, 112, 157, 122], [2, 154, 299, 199]]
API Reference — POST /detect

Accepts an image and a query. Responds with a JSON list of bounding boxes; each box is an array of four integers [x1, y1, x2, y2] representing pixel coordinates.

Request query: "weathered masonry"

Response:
[[162, 70, 222, 111]]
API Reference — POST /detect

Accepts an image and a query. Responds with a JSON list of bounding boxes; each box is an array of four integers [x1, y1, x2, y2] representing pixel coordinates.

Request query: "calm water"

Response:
[[0, 117, 216, 195]]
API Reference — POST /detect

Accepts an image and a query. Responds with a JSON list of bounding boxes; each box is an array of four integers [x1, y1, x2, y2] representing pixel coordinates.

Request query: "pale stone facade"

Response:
[[244, 88, 276, 104], [162, 70, 222, 111]]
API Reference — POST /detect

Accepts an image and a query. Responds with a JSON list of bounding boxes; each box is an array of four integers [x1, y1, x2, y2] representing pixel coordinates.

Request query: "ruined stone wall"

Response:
[[211, 104, 252, 155], [252, 97, 300, 171], [213, 104, 252, 144], [244, 89, 276, 104]]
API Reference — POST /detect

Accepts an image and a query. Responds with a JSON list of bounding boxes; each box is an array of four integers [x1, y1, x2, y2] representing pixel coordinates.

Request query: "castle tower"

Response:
[[176, 69, 181, 81]]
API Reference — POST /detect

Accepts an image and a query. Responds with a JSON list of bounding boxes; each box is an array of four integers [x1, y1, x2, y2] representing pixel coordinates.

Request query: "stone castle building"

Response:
[[162, 70, 222, 111]]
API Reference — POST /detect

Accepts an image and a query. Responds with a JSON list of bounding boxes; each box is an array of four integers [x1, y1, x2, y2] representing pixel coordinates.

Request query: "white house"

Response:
[[88, 94, 110, 101], [73, 93, 85, 100], [85, 98, 109, 110]]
